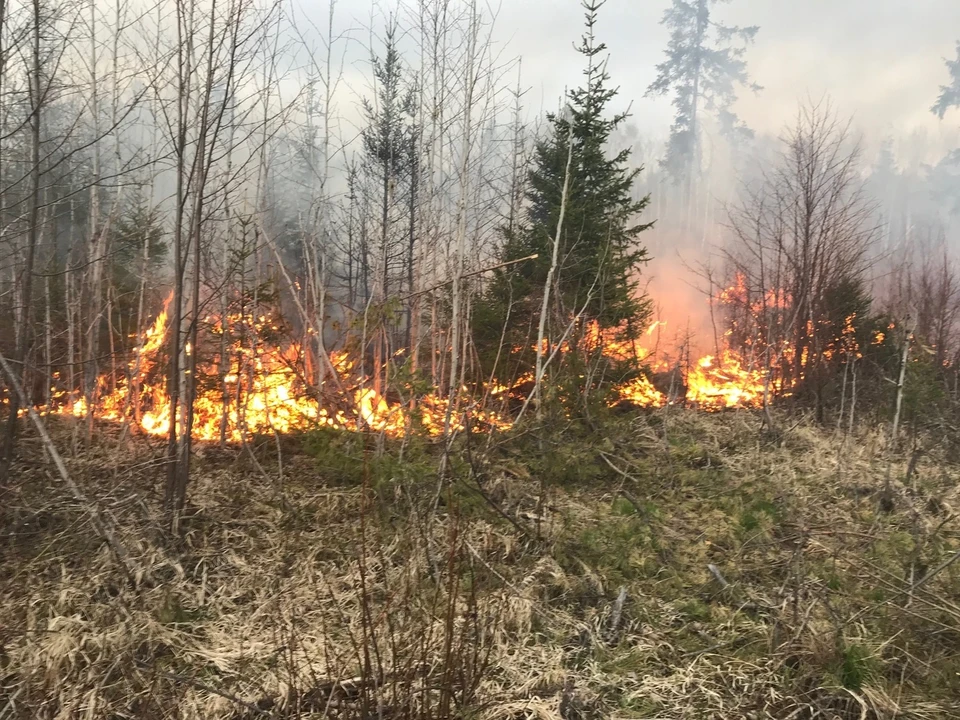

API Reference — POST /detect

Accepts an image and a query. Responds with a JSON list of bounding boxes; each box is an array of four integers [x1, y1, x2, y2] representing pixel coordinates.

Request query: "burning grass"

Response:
[[25, 288, 805, 449], [2, 410, 960, 718]]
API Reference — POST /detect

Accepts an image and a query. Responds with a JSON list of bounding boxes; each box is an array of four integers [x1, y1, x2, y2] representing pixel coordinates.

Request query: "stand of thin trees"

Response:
[[0, 0, 528, 529], [1, 0, 960, 533]]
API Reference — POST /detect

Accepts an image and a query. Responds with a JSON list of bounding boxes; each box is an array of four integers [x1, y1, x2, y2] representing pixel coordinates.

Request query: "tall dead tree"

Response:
[[442, 0, 481, 437]]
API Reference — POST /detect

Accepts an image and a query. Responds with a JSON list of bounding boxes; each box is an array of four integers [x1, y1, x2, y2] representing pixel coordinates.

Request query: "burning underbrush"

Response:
[[25, 284, 807, 444], [2, 411, 959, 718], [44, 299, 515, 441], [5, 264, 919, 452]]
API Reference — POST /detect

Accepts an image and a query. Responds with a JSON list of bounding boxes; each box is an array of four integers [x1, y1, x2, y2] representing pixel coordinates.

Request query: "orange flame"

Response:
[[685, 350, 767, 411], [45, 297, 516, 440], [38, 272, 851, 438]]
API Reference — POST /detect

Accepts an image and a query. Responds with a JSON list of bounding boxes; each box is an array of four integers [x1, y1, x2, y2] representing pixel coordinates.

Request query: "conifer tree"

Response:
[[645, 0, 759, 212], [930, 43, 960, 217], [932, 41, 960, 119], [361, 18, 416, 306], [481, 0, 653, 378], [360, 18, 416, 391]]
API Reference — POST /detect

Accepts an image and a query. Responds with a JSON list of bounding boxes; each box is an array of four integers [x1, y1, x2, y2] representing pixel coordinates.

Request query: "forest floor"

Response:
[[2, 409, 960, 719]]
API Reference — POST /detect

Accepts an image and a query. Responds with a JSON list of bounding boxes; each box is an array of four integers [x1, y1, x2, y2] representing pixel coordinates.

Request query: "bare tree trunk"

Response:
[[532, 115, 574, 419], [891, 320, 914, 452], [174, 0, 241, 531], [44, 273, 52, 409], [218, 232, 230, 447], [1, 0, 44, 478], [848, 358, 857, 434], [441, 0, 478, 440], [406, 136, 418, 356], [165, 0, 193, 528], [84, 0, 104, 444], [66, 202, 77, 409], [128, 0, 165, 435], [837, 356, 849, 431]]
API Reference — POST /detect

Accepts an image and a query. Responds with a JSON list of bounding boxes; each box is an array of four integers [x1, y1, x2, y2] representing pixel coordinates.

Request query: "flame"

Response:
[[34, 271, 869, 439], [41, 295, 515, 441], [617, 374, 667, 406], [685, 350, 767, 411]]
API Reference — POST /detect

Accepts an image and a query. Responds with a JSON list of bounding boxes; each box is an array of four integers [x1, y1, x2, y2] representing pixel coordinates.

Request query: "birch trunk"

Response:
[[532, 115, 574, 419], [442, 1, 478, 439]]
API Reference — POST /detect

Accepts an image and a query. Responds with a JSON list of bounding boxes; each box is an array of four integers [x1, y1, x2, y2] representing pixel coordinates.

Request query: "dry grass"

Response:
[[1, 410, 959, 719]]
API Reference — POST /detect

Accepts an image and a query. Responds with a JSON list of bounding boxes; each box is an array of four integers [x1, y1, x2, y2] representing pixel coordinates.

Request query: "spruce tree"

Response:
[[359, 19, 416, 390], [360, 19, 416, 304], [480, 0, 653, 380], [645, 1, 759, 191], [932, 41, 960, 119]]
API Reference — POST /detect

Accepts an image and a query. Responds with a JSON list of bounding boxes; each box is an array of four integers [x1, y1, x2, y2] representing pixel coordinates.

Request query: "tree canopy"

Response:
[[646, 0, 760, 184], [932, 41, 960, 119]]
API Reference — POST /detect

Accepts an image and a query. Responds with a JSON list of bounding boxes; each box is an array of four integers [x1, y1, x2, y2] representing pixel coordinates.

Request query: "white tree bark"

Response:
[[532, 110, 574, 420]]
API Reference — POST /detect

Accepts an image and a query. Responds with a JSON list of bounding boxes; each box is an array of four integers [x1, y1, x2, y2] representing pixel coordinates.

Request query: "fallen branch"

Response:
[[707, 563, 730, 590], [608, 586, 627, 639], [140, 664, 270, 717], [0, 349, 137, 584], [842, 546, 960, 628], [599, 452, 664, 528]]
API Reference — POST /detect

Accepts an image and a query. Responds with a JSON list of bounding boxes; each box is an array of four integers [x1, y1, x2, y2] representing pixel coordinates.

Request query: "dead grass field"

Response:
[[1, 410, 959, 719]]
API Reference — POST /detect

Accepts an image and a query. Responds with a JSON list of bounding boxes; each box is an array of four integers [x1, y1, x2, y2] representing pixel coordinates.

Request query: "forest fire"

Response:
[[33, 274, 801, 443], [685, 350, 768, 411], [45, 297, 517, 441], [44, 316, 775, 440]]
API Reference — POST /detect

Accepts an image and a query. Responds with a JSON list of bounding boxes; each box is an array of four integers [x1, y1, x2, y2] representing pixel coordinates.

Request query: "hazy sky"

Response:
[[281, 0, 960, 345], [486, 0, 960, 337], [316, 0, 960, 160], [497, 0, 960, 149]]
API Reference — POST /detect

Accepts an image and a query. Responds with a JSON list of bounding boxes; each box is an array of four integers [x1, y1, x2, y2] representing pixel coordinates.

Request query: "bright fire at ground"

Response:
[[685, 350, 768, 411], [39, 302, 779, 442]]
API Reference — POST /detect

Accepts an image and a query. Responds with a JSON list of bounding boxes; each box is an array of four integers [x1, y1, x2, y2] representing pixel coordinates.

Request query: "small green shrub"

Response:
[[740, 498, 782, 532], [676, 598, 712, 622], [834, 643, 877, 691]]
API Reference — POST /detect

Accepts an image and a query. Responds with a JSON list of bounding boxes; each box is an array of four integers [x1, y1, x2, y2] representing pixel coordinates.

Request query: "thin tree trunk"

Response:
[[85, 0, 103, 444], [165, 0, 193, 527], [837, 356, 849, 431], [532, 116, 574, 419], [442, 0, 478, 440], [1, 0, 43, 478], [406, 138, 418, 355], [847, 358, 857, 435], [44, 273, 52, 409], [174, 0, 233, 531], [66, 210, 76, 408], [891, 320, 914, 451]]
